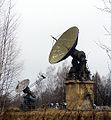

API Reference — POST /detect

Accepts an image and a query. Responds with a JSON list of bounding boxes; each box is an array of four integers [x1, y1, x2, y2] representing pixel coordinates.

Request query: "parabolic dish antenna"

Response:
[[49, 26, 79, 64], [15, 79, 30, 92]]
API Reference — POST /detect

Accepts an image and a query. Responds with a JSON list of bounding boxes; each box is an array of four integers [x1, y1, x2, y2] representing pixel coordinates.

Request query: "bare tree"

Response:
[[97, 0, 111, 14], [97, 0, 111, 71], [35, 73, 46, 106], [0, 0, 22, 111], [34, 61, 70, 107], [92, 71, 111, 106]]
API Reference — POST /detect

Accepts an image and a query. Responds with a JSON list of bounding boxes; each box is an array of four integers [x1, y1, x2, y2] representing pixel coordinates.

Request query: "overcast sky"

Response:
[[15, 0, 111, 82]]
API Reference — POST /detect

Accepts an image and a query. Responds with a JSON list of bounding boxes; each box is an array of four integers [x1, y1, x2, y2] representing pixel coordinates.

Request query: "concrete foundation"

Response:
[[64, 80, 94, 110]]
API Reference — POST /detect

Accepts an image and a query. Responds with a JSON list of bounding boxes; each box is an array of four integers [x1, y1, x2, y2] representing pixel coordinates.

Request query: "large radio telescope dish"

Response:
[[49, 26, 79, 64], [15, 79, 30, 92]]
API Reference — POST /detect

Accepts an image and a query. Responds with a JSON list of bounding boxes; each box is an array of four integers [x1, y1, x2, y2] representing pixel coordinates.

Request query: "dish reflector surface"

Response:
[[15, 79, 30, 92], [49, 26, 79, 64]]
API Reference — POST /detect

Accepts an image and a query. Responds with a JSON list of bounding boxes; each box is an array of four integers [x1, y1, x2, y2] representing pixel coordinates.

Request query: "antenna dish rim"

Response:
[[49, 26, 79, 64], [15, 79, 30, 92]]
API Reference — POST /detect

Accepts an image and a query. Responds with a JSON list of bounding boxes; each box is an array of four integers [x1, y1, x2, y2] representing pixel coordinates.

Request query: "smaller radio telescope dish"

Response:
[[49, 26, 79, 64], [15, 79, 30, 92]]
